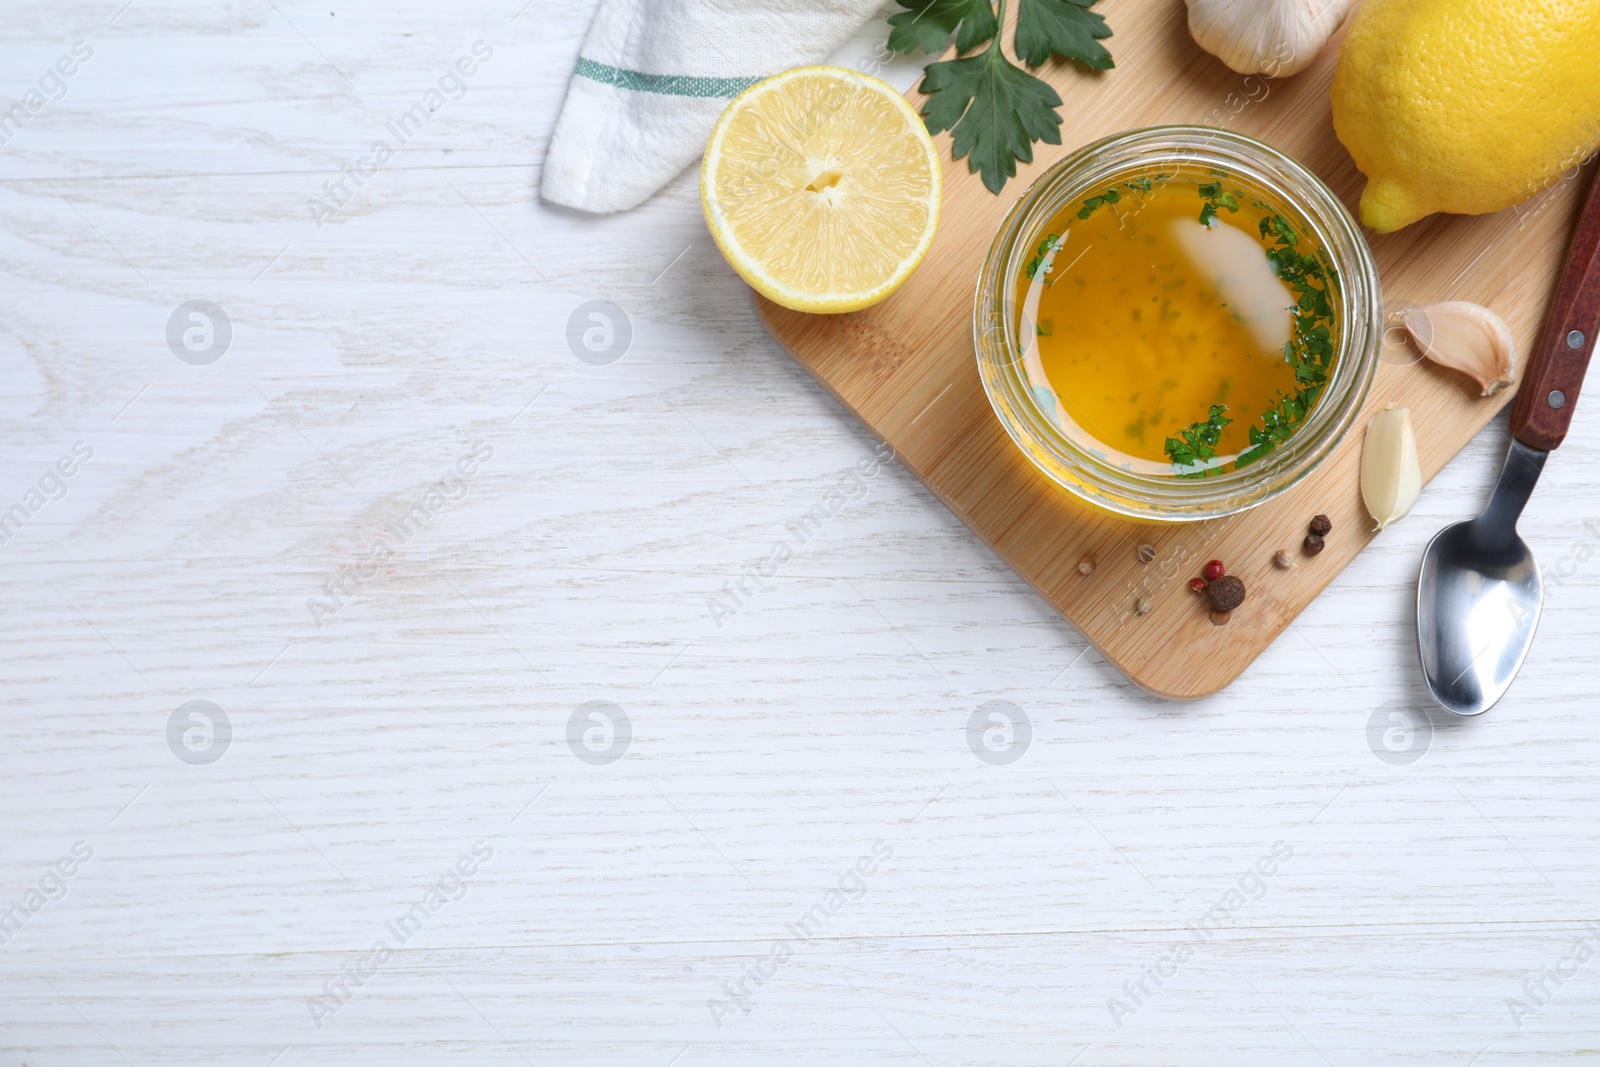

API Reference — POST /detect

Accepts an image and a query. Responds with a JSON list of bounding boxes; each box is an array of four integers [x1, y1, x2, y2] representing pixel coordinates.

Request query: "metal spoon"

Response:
[[1418, 164, 1600, 715]]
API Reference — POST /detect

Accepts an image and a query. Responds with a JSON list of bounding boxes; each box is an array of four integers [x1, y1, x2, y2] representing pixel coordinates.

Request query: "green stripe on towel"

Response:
[[575, 58, 761, 99]]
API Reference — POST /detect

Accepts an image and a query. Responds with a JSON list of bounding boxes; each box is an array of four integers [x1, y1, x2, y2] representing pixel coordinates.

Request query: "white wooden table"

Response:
[[4, 2, 1599, 1063]]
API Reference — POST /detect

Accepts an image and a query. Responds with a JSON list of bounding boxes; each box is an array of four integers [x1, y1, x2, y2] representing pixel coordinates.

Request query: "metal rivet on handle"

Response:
[[1549, 390, 1567, 409], [1569, 330, 1586, 350]]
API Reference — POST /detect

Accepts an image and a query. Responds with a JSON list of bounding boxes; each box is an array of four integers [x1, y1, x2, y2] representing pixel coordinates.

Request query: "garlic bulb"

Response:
[[1361, 405, 1422, 531], [1398, 302, 1517, 396], [1185, 0, 1353, 77]]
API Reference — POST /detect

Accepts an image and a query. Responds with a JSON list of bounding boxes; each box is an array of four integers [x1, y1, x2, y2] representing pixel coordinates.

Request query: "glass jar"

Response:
[[974, 126, 1381, 522]]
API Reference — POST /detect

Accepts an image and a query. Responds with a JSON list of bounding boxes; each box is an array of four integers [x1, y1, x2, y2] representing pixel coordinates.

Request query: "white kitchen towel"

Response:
[[543, 0, 886, 213]]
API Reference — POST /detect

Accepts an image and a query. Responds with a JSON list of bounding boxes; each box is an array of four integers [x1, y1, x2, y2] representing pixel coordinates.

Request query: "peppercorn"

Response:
[[1309, 514, 1332, 536], [1078, 555, 1097, 576], [1189, 577, 1209, 594], [1203, 559, 1226, 581], [1137, 544, 1156, 564], [1273, 550, 1294, 570], [1209, 608, 1232, 626], [1304, 533, 1326, 556], [1206, 574, 1246, 612]]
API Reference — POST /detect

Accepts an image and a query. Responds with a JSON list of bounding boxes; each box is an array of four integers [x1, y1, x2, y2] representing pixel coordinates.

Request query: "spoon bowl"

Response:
[[1417, 450, 1545, 716]]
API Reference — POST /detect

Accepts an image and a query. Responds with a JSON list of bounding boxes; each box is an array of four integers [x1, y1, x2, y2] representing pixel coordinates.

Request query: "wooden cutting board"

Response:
[[756, 0, 1591, 699]]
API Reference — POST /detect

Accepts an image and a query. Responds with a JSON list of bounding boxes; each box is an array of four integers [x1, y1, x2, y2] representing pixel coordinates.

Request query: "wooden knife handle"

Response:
[[1511, 161, 1600, 453]]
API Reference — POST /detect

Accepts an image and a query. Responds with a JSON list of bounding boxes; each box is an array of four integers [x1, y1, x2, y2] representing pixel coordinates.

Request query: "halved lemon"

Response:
[[701, 65, 942, 315]]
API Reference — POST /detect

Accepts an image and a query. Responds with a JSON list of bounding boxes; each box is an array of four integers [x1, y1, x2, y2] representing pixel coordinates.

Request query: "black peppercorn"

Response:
[[1309, 514, 1333, 536], [1304, 533, 1326, 555], [1206, 574, 1246, 612]]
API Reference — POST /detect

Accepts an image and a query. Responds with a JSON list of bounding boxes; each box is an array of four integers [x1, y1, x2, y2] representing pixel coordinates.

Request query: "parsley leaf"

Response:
[[1023, 233, 1061, 280], [1015, 0, 1114, 69], [1165, 405, 1232, 476], [919, 43, 1063, 193], [890, 0, 1114, 195], [887, 0, 999, 56], [1197, 183, 1244, 227]]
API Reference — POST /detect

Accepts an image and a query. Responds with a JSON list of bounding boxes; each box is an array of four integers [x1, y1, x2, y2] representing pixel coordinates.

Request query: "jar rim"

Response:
[[974, 125, 1381, 522]]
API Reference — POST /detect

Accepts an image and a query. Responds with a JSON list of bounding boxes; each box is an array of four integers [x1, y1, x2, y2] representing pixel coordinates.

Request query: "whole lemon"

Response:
[[1331, 0, 1600, 233]]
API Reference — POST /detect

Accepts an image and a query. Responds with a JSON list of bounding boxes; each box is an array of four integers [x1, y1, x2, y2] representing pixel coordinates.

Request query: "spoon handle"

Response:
[[1511, 161, 1600, 452]]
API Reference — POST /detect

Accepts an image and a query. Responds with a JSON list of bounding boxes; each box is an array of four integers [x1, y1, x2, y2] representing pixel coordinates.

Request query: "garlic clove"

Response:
[[1361, 405, 1422, 531], [1185, 0, 1353, 77], [1398, 301, 1517, 395]]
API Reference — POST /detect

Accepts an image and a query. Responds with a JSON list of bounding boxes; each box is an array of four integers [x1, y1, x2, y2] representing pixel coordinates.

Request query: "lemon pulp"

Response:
[[701, 66, 941, 314]]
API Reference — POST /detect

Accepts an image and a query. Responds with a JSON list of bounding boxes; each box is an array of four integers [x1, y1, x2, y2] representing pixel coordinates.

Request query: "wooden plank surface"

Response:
[[5, 2, 1600, 1064], [758, 0, 1590, 698]]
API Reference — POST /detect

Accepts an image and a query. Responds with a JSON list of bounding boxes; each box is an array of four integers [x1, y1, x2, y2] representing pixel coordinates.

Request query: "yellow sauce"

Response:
[[1016, 173, 1339, 475]]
